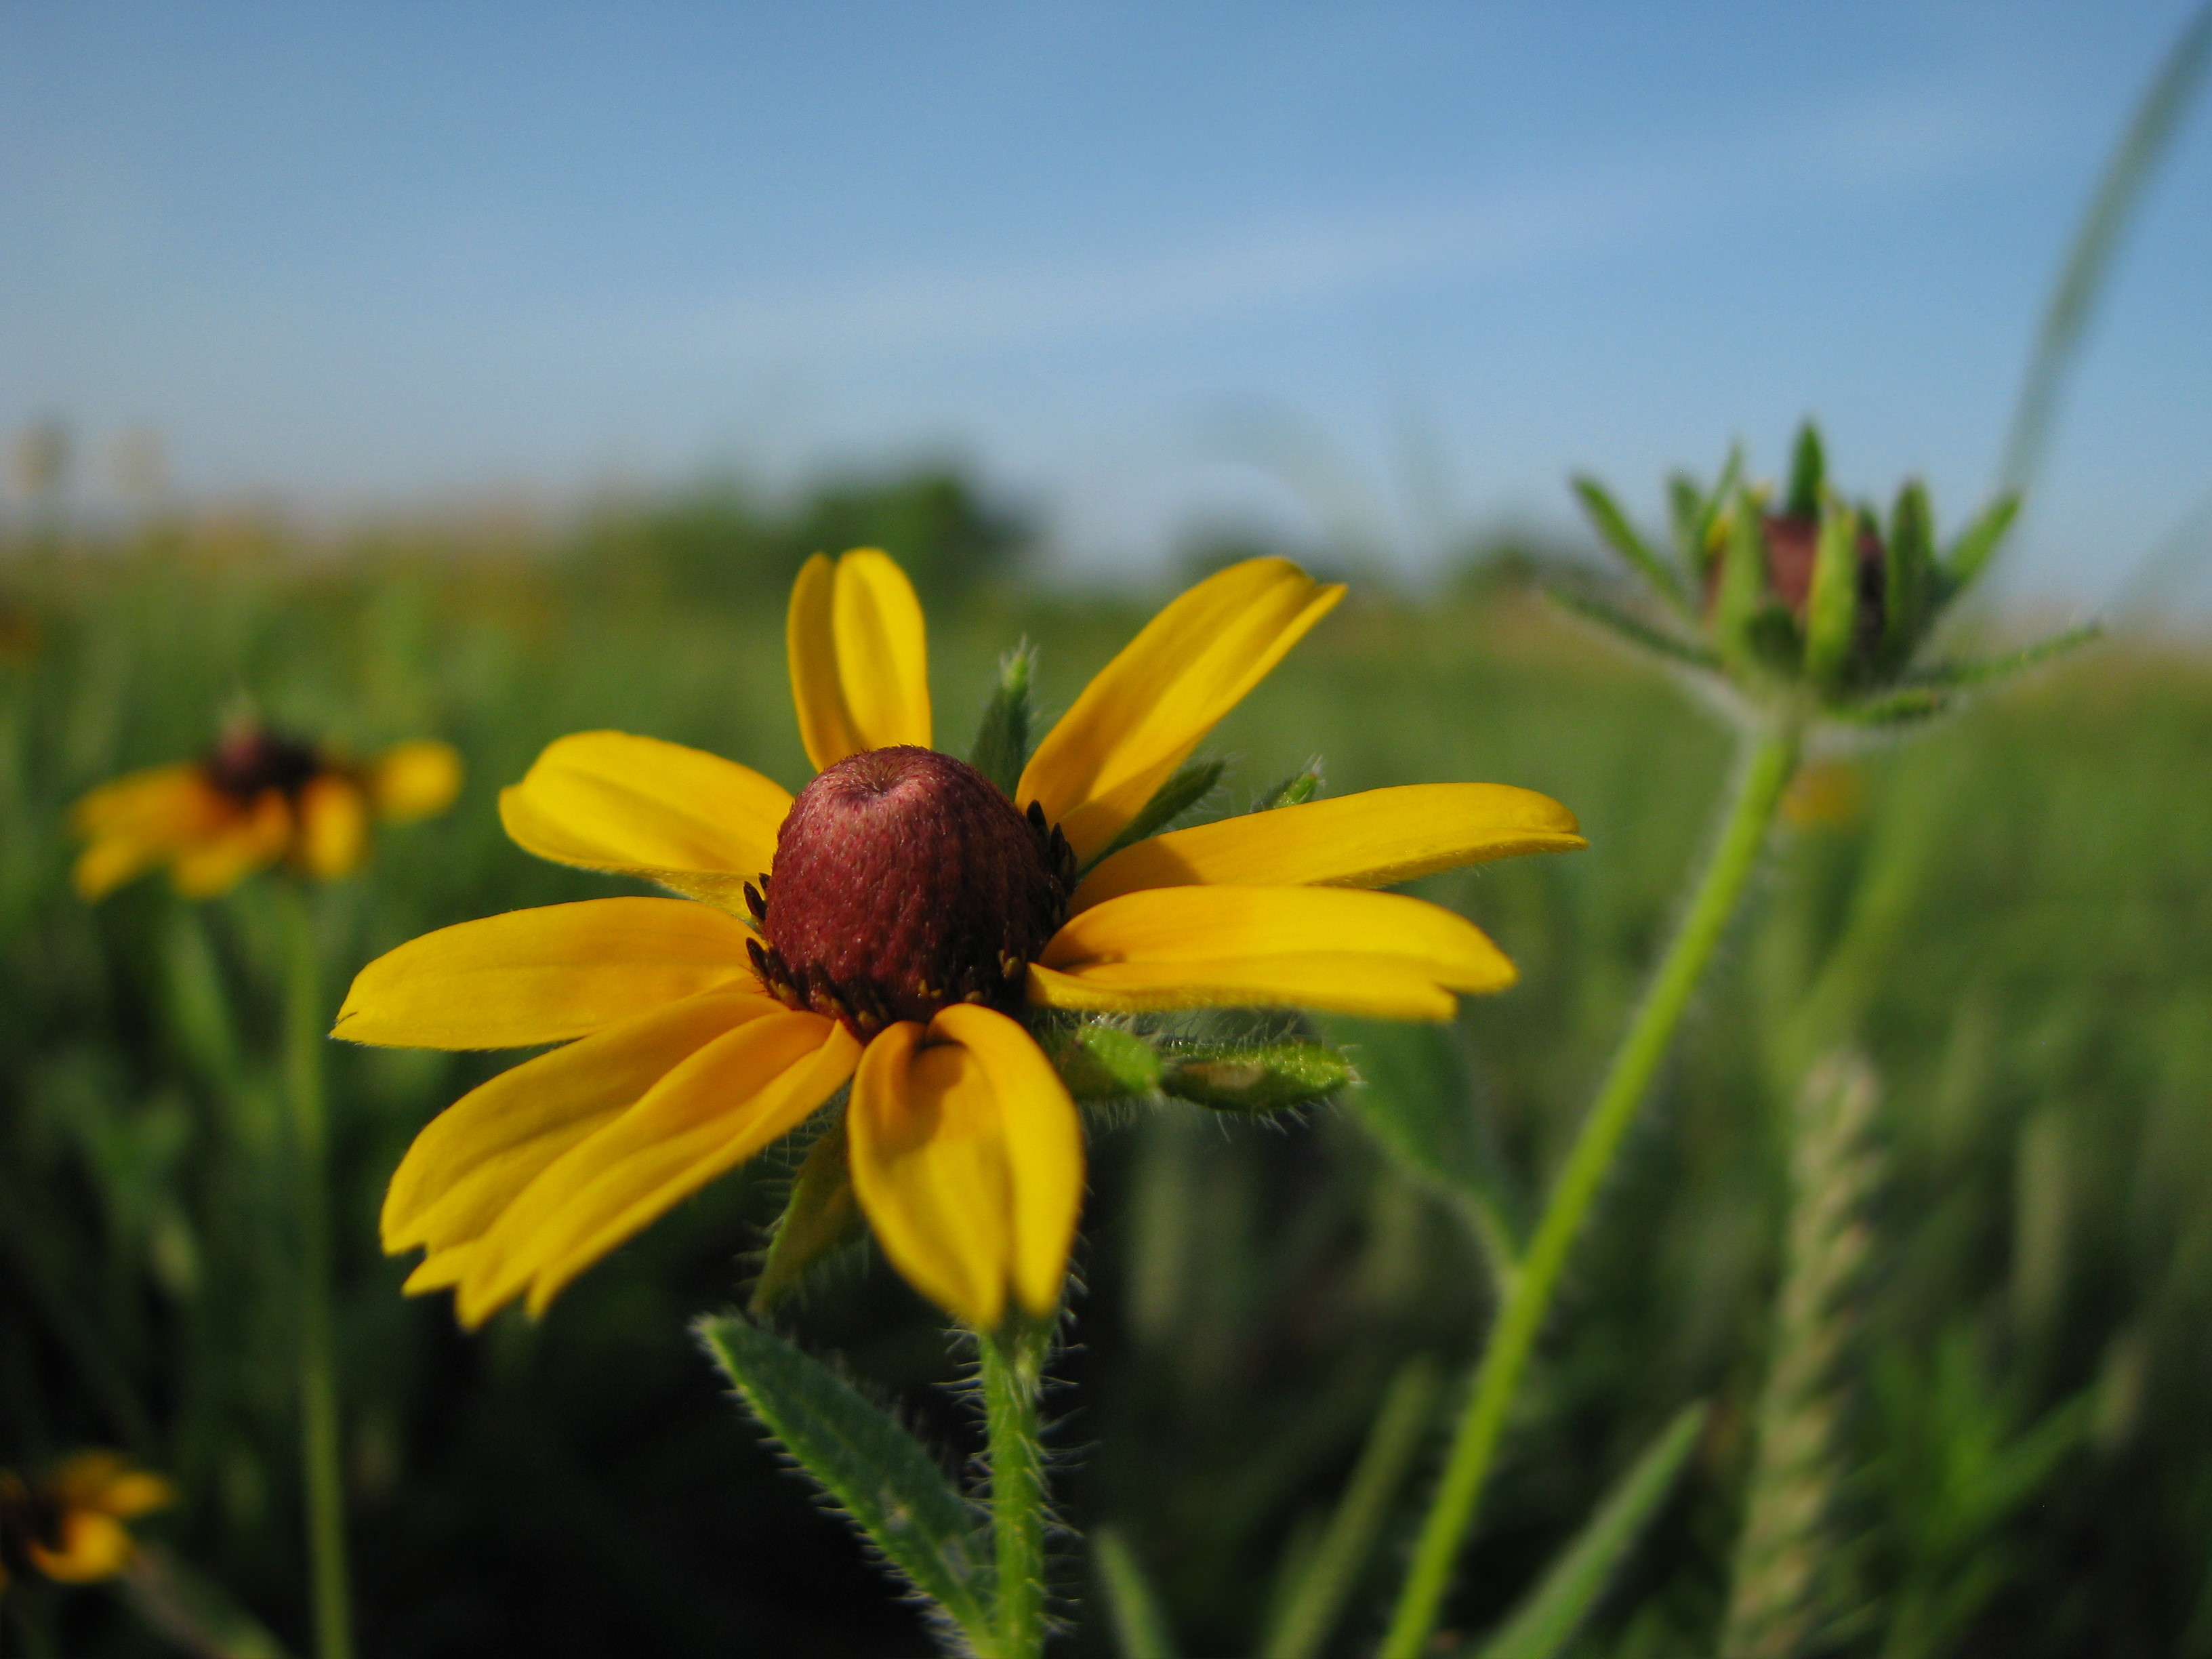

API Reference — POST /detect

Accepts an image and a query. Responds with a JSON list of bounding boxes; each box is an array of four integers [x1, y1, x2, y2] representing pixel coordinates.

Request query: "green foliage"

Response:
[[1094, 1528, 1180, 1659], [697, 1315, 993, 1644], [1050, 1022, 1165, 1101], [969, 644, 1038, 797], [1572, 477, 1691, 615], [1087, 757, 1227, 870], [1157, 1038, 1353, 1114], [750, 1115, 865, 1313]]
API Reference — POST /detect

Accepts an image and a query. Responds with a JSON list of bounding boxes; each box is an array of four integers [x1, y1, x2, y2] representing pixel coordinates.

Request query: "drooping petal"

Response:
[[787, 549, 932, 772], [333, 898, 758, 1049], [169, 791, 291, 898], [846, 1007, 1083, 1328], [28, 1513, 133, 1582], [298, 775, 370, 879], [382, 989, 781, 1255], [70, 765, 230, 900], [499, 730, 791, 909], [1071, 782, 1586, 910], [1019, 558, 1343, 863], [447, 1012, 859, 1324], [47, 1454, 173, 1521], [371, 739, 464, 823], [1032, 884, 1515, 1019]]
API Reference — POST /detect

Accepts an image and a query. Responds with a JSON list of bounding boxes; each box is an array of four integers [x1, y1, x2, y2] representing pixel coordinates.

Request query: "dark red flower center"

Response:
[[203, 727, 323, 802], [747, 747, 1074, 1037]]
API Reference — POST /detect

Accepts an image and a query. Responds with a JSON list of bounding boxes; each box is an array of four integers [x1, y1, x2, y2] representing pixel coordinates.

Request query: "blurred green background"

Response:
[[2, 480, 2207, 1656]]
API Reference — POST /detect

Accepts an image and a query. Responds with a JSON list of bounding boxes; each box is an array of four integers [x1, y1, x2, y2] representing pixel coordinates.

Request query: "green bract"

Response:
[[1565, 421, 2095, 727]]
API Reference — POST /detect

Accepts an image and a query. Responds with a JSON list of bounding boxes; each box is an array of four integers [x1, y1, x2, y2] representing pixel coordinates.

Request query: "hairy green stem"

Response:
[[1380, 722, 1800, 1659], [981, 1322, 1051, 1659], [279, 885, 353, 1659]]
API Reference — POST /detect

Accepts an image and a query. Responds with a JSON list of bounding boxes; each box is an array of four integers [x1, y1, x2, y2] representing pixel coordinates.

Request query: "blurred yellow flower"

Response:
[[1781, 758, 1867, 829], [0, 1452, 173, 1599], [338, 551, 1584, 1330], [71, 727, 463, 901]]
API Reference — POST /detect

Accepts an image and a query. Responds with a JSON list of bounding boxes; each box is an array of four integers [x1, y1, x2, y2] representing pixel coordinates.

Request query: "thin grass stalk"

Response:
[[1380, 721, 1801, 1659], [279, 884, 352, 1659], [981, 1321, 1052, 1659]]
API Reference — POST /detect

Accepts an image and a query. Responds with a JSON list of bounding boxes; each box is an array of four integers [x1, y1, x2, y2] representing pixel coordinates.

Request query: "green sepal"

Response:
[[750, 1116, 865, 1313], [1714, 489, 1772, 678], [1252, 763, 1324, 813], [1784, 421, 1826, 522], [1802, 499, 1861, 692], [696, 1314, 994, 1639], [1696, 445, 1745, 575], [1158, 1038, 1353, 1113], [1087, 756, 1227, 870], [1049, 1022, 1164, 1101], [1467, 1403, 1708, 1659], [1666, 472, 1707, 571], [1545, 588, 1721, 673], [1886, 623, 2102, 707], [1572, 475, 1690, 614], [1884, 480, 1935, 670], [1941, 491, 2022, 597], [968, 642, 1037, 797]]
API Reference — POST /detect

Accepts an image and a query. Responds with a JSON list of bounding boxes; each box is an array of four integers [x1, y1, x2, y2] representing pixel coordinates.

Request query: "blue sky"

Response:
[[3, 1, 2207, 601]]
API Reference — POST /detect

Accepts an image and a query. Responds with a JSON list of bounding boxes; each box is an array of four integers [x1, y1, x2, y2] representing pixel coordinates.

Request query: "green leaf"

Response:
[[1158, 1038, 1353, 1113], [1468, 1403, 1708, 1659], [1261, 1357, 1443, 1659], [1048, 1022, 1163, 1101], [1785, 421, 1825, 521], [751, 1116, 866, 1313], [1666, 472, 1707, 569], [1905, 622, 2102, 694], [1086, 757, 1227, 871], [1802, 501, 1860, 692], [1095, 1528, 1181, 1659], [696, 1314, 992, 1638], [1544, 588, 1721, 673], [1252, 762, 1324, 813], [1572, 476, 1690, 613], [123, 1542, 297, 1659], [968, 642, 1037, 797], [1942, 493, 2022, 596], [1697, 445, 1745, 573], [1885, 480, 1935, 668], [1714, 489, 1771, 677]]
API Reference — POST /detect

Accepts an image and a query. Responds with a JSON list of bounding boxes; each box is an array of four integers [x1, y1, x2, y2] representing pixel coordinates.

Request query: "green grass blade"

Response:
[[1469, 1403, 1708, 1659], [1094, 1528, 1181, 1659], [696, 1314, 993, 1641], [1261, 1357, 1443, 1659], [2000, 0, 2212, 491]]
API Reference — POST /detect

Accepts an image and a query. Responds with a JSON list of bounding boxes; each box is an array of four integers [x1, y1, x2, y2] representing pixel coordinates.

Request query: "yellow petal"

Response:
[[333, 898, 758, 1049], [1071, 782, 1586, 910], [69, 762, 221, 840], [298, 775, 370, 879], [371, 739, 464, 823], [499, 731, 791, 909], [787, 549, 931, 772], [449, 1013, 859, 1324], [46, 1453, 171, 1519], [382, 989, 779, 1254], [1019, 558, 1343, 863], [1031, 885, 1515, 1019], [28, 1512, 132, 1582], [74, 834, 166, 902], [846, 1008, 1083, 1328], [169, 792, 290, 899], [1027, 956, 1457, 1021]]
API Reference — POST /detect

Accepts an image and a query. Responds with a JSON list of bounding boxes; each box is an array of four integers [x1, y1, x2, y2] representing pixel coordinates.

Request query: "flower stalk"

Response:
[[981, 1319, 1053, 1659], [279, 884, 353, 1659], [1381, 720, 1801, 1659]]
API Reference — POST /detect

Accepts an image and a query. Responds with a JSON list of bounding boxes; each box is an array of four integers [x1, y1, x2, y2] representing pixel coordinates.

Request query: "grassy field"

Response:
[[3, 495, 2210, 1658]]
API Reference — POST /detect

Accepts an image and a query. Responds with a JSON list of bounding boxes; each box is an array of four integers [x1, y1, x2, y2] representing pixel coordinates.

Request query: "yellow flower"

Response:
[[70, 727, 464, 901], [338, 552, 1584, 1330], [0, 1452, 174, 1598]]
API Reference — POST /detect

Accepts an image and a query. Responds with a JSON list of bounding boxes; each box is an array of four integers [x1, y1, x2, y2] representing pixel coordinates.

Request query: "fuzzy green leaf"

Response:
[[1906, 623, 2102, 694], [1803, 501, 1861, 692], [1050, 1023, 1164, 1101], [1785, 422, 1826, 521], [1572, 476, 1690, 613], [1544, 588, 1720, 672], [1697, 445, 1745, 574], [968, 642, 1037, 797], [1159, 1039, 1353, 1113], [1086, 757, 1227, 870], [751, 1118, 866, 1313], [1469, 1403, 1708, 1659], [1715, 489, 1771, 677], [1942, 493, 2022, 596], [697, 1314, 991, 1637], [1096, 1528, 1181, 1659], [1252, 764, 1324, 813], [1885, 480, 1936, 668]]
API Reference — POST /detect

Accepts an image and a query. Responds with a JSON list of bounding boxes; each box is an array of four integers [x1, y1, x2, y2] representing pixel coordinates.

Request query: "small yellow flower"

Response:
[[70, 727, 464, 901], [0, 1452, 174, 1598], [338, 552, 1585, 1330]]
